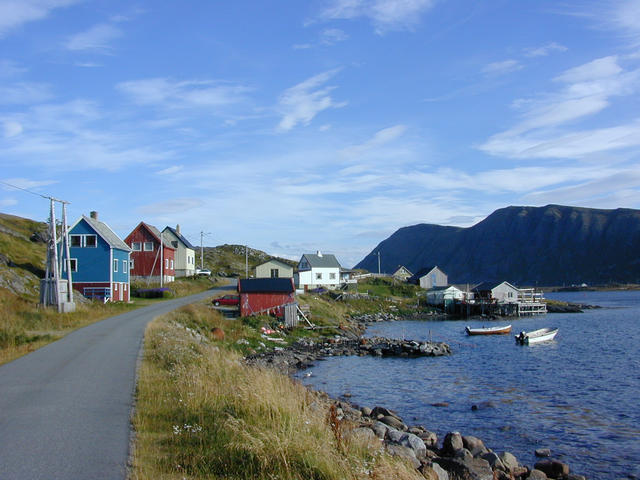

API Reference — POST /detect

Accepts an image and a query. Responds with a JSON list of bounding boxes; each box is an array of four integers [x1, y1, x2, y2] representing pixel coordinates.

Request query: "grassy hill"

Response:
[[200, 244, 297, 277]]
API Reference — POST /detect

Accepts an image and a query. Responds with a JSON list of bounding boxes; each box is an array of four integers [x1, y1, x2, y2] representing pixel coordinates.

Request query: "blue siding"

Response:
[[61, 218, 129, 284]]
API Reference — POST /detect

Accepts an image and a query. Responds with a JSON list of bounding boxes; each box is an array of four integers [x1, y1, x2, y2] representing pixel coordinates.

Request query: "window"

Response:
[[85, 235, 97, 248], [171, 241, 178, 248], [113, 259, 118, 272], [271, 268, 279, 278], [129, 259, 135, 270], [316, 272, 322, 280], [70, 235, 82, 247], [69, 258, 77, 272], [123, 260, 127, 273], [165, 258, 169, 269], [132, 242, 141, 251], [114, 283, 118, 291], [170, 260, 174, 269], [124, 284, 127, 291], [144, 242, 154, 251], [329, 272, 336, 280]]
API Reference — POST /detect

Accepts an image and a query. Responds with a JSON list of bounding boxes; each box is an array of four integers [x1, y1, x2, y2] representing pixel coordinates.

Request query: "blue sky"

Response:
[[2, 0, 640, 268]]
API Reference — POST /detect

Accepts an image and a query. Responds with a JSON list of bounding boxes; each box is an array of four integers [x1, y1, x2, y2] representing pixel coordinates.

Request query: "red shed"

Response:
[[238, 278, 295, 317], [125, 221, 176, 283]]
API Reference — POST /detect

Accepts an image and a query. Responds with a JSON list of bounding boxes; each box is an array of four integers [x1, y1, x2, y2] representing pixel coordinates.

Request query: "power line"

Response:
[[0, 179, 69, 204]]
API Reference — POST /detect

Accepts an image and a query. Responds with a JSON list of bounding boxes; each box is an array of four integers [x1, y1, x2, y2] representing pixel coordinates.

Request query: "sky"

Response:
[[1, 0, 640, 268]]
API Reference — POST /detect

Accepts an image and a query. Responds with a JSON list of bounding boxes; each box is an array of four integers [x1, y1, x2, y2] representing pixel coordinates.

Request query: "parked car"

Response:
[[212, 294, 239, 306], [196, 268, 212, 276]]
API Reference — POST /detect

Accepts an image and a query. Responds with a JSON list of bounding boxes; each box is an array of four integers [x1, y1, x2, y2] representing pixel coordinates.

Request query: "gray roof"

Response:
[[163, 226, 196, 250], [256, 258, 293, 269], [301, 253, 341, 269], [143, 223, 175, 249], [82, 215, 131, 252]]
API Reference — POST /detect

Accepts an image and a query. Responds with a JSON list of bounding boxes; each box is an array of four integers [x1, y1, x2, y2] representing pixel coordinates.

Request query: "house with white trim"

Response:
[[297, 251, 341, 290]]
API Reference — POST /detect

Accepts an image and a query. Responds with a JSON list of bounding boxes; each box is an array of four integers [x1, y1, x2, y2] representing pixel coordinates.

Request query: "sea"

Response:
[[293, 290, 640, 480]]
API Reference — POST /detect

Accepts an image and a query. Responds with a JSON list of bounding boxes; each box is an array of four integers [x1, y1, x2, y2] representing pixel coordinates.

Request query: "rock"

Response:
[[361, 406, 372, 417], [441, 431, 464, 456], [419, 465, 441, 480], [463, 435, 488, 457], [535, 448, 551, 457], [210, 327, 225, 340], [386, 444, 421, 469], [431, 402, 450, 407], [499, 451, 519, 473], [344, 426, 380, 447], [371, 406, 395, 418], [454, 448, 474, 463], [481, 451, 505, 471], [427, 462, 450, 480], [534, 459, 570, 479], [434, 457, 494, 480], [566, 475, 586, 480], [527, 469, 548, 479], [417, 429, 438, 448], [397, 432, 427, 460], [372, 421, 389, 439], [380, 415, 406, 430]]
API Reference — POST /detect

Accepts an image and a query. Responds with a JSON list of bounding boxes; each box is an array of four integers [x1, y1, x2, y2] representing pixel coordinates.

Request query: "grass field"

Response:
[[131, 301, 423, 480]]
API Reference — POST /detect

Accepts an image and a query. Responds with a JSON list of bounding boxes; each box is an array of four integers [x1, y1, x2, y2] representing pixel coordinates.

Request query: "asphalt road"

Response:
[[0, 282, 232, 480]]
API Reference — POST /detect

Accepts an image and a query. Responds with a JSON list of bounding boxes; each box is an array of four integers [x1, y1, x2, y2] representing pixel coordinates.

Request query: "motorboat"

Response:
[[515, 327, 558, 345]]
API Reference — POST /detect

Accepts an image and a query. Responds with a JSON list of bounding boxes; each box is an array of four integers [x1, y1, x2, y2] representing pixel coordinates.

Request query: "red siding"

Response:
[[72, 281, 129, 302], [125, 223, 175, 278], [240, 292, 295, 317]]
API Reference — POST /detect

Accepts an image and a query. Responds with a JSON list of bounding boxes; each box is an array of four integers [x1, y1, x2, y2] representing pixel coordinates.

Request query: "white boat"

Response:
[[465, 324, 512, 336], [515, 327, 558, 345]]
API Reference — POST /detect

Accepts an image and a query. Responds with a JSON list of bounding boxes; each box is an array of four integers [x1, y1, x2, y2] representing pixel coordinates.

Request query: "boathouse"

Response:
[[238, 277, 296, 317]]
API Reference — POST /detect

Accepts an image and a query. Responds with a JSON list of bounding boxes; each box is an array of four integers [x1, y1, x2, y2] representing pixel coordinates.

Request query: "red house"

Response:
[[237, 278, 295, 317], [125, 222, 176, 283]]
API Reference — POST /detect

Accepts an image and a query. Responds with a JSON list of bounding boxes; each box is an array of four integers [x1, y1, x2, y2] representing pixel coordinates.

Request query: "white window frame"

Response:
[[329, 272, 336, 280], [129, 259, 135, 270], [132, 242, 141, 251], [170, 259, 174, 269], [67, 258, 78, 272], [143, 242, 154, 251], [123, 260, 128, 273], [316, 272, 322, 280], [165, 258, 169, 269], [70, 235, 82, 247], [113, 259, 118, 272], [84, 234, 97, 248]]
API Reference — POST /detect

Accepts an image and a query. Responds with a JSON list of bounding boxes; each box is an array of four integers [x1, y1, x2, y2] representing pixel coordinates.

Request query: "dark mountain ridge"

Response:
[[355, 205, 640, 286]]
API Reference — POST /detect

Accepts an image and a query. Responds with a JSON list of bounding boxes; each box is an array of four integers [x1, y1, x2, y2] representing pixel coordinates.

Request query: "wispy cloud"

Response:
[[340, 124, 407, 158], [479, 55, 640, 158], [1, 177, 57, 191], [137, 198, 204, 215], [277, 69, 346, 131], [0, 0, 81, 38], [117, 78, 251, 110], [65, 23, 123, 53], [524, 42, 568, 57], [2, 120, 23, 137], [0, 59, 26, 77], [482, 59, 523, 76], [0, 82, 52, 104], [156, 165, 183, 175], [321, 0, 436, 33], [321, 28, 348, 45]]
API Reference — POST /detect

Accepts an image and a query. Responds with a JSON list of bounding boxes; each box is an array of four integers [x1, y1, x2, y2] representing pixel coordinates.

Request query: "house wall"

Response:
[[419, 268, 448, 289], [298, 267, 340, 289], [393, 267, 412, 281], [256, 261, 293, 278], [240, 292, 295, 316], [163, 229, 196, 277], [126, 226, 175, 281], [492, 283, 519, 303], [65, 219, 111, 282]]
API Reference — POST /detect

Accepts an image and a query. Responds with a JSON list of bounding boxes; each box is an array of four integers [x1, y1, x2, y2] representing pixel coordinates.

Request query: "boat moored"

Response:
[[465, 324, 512, 335], [515, 327, 559, 345]]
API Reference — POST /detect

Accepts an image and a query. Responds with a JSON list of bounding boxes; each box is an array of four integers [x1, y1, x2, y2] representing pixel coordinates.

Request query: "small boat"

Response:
[[515, 327, 558, 345], [465, 324, 512, 335]]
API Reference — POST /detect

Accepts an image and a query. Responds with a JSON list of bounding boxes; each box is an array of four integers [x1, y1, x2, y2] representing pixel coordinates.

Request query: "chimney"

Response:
[[176, 224, 181, 234], [90, 211, 98, 220], [317, 250, 322, 257]]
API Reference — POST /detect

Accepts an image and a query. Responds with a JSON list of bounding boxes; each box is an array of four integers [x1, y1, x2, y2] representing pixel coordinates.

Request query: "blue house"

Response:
[[62, 211, 132, 302]]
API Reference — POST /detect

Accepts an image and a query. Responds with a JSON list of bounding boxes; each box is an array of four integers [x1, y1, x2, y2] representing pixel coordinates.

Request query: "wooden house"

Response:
[[125, 222, 175, 283], [255, 259, 294, 279], [162, 225, 196, 277], [297, 251, 341, 290], [237, 278, 295, 317], [408, 266, 448, 289], [425, 285, 465, 305], [473, 281, 519, 304], [392, 265, 413, 281], [62, 211, 131, 302]]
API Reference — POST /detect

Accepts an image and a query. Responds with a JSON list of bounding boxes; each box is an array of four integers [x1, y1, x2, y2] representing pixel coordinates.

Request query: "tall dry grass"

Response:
[[131, 304, 423, 480]]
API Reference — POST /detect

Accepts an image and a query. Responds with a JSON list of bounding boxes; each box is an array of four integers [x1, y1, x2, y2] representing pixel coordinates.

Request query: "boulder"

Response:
[[462, 435, 488, 457], [527, 469, 548, 480], [441, 431, 464, 456], [566, 475, 586, 480], [395, 432, 427, 460], [535, 448, 551, 457], [380, 415, 406, 430], [429, 462, 450, 480], [434, 457, 494, 480], [499, 451, 519, 473], [386, 444, 421, 469], [361, 406, 372, 417], [210, 327, 225, 340], [371, 421, 389, 439], [481, 452, 505, 471], [534, 459, 570, 479], [417, 429, 438, 448]]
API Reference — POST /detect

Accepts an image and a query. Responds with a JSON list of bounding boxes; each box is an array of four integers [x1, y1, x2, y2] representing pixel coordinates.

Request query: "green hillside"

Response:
[[199, 244, 297, 277]]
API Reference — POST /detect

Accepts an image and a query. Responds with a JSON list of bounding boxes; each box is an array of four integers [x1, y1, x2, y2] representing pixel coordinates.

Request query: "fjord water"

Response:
[[294, 291, 640, 479]]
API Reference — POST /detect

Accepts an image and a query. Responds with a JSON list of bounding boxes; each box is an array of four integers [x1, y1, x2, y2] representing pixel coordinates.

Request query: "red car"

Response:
[[212, 295, 239, 306]]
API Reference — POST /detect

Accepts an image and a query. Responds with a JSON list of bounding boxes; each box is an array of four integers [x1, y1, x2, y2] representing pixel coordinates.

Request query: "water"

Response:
[[293, 290, 640, 479]]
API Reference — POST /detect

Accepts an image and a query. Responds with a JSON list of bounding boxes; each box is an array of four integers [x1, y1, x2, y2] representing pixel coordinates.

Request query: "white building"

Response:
[[409, 266, 448, 289], [425, 285, 465, 305], [297, 251, 341, 290], [255, 259, 294, 279], [162, 225, 196, 277]]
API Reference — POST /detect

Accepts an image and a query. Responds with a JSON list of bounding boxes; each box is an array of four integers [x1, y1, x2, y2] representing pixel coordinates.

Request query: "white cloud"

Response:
[[0, 59, 26, 77], [322, 0, 436, 33], [1, 177, 57, 191], [524, 42, 568, 57], [156, 165, 183, 175], [479, 55, 640, 158], [340, 124, 407, 158], [137, 198, 204, 215], [482, 59, 523, 76], [0, 0, 81, 38], [65, 24, 122, 52], [277, 69, 346, 131], [0, 82, 52, 104], [0, 197, 17, 207], [117, 78, 251, 110], [2, 120, 22, 137], [321, 28, 348, 45]]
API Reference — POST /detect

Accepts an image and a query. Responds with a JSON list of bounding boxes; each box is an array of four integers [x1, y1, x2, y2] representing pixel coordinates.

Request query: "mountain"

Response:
[[355, 205, 640, 286], [199, 244, 297, 278]]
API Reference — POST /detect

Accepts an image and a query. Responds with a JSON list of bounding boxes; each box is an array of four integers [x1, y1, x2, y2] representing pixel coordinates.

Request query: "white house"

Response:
[[162, 225, 196, 277], [409, 266, 448, 289], [473, 281, 520, 304], [297, 251, 341, 290], [425, 285, 465, 306], [392, 265, 413, 281], [255, 259, 294, 279]]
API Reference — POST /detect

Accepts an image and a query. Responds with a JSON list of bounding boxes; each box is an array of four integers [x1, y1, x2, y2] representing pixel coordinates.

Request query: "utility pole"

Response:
[[245, 245, 248, 278], [160, 230, 164, 287], [377, 251, 381, 275], [200, 231, 211, 270]]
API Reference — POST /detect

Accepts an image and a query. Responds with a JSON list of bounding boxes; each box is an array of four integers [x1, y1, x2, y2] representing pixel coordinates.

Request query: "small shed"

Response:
[[255, 259, 294, 279], [392, 265, 413, 281], [408, 266, 448, 289], [238, 278, 295, 317]]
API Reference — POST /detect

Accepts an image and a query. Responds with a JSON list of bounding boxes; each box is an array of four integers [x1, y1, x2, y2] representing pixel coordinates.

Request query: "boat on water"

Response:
[[515, 327, 559, 345], [465, 324, 512, 335]]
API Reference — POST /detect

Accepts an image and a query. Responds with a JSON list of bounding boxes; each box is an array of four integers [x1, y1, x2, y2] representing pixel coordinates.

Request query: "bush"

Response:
[[133, 287, 174, 299]]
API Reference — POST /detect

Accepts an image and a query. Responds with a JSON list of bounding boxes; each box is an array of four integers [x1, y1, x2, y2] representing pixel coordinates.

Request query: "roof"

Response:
[[256, 258, 293, 269], [300, 253, 341, 269], [130, 222, 175, 249], [393, 265, 413, 275], [81, 215, 131, 252], [238, 278, 295, 294], [408, 265, 441, 282], [473, 281, 518, 292], [163, 226, 196, 250], [426, 285, 460, 292]]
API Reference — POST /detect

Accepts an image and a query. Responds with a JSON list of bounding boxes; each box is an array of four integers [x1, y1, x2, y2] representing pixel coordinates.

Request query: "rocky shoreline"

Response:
[[245, 326, 588, 480]]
